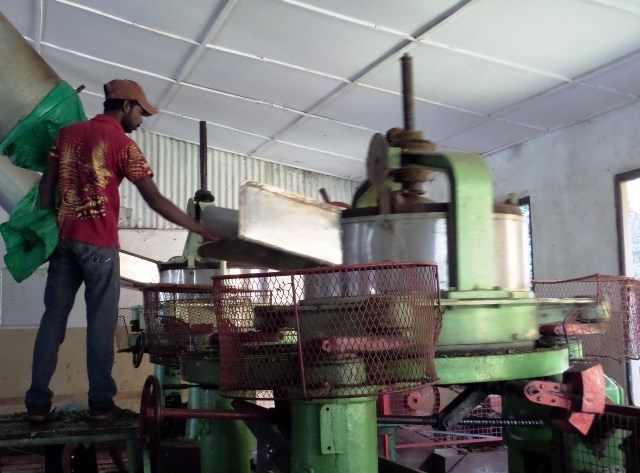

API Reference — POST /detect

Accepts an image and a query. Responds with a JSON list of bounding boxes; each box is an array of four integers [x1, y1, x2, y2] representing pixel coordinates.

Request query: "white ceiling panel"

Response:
[[0, 0, 39, 39], [581, 52, 640, 97], [315, 86, 408, 133], [66, 0, 227, 42], [260, 141, 365, 179], [168, 85, 300, 138], [297, 0, 465, 34], [416, 99, 486, 141], [439, 119, 543, 154], [45, 2, 195, 78], [41, 45, 175, 106], [424, 0, 640, 78], [212, 0, 404, 78], [316, 85, 484, 141], [151, 113, 268, 156], [584, 0, 640, 16], [275, 116, 375, 159], [361, 43, 566, 114], [188, 48, 344, 111], [497, 83, 635, 130], [1, 0, 640, 180]]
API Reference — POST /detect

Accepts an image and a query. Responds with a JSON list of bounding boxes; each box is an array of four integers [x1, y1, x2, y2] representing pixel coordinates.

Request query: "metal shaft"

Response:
[[378, 415, 544, 427], [160, 407, 270, 421], [401, 53, 415, 131], [199, 120, 208, 191]]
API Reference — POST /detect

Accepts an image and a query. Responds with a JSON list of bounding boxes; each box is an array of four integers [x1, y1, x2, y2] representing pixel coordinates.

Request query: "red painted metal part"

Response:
[[139, 375, 270, 443], [539, 322, 603, 336], [524, 380, 573, 410], [524, 363, 606, 435], [159, 407, 270, 421]]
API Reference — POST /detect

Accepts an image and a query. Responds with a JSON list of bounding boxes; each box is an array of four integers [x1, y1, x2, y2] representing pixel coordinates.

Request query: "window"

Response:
[[518, 196, 534, 284], [615, 169, 640, 276], [614, 169, 640, 406]]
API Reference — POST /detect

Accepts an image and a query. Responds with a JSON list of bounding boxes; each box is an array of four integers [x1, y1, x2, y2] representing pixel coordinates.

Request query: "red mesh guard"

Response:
[[142, 284, 216, 358], [534, 274, 640, 361], [212, 263, 442, 400]]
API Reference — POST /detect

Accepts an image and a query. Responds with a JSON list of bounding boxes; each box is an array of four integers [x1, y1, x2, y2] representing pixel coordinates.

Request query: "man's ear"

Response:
[[122, 99, 133, 113]]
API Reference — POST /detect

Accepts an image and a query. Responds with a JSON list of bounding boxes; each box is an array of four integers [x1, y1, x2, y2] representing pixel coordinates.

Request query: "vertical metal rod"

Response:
[[199, 120, 208, 191], [401, 53, 415, 132], [291, 274, 307, 398]]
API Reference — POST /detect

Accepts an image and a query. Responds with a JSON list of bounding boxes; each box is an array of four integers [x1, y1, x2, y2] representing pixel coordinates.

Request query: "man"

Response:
[[25, 79, 221, 423]]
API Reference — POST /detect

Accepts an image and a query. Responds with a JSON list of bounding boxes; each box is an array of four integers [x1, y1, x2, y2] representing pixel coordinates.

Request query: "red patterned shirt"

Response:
[[51, 114, 153, 248]]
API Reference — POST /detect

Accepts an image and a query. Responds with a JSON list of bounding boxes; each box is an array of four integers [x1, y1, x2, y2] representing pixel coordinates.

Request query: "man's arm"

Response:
[[39, 154, 59, 210], [135, 176, 221, 241]]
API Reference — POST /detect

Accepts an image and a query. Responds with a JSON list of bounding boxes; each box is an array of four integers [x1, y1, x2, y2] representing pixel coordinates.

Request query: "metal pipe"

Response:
[[199, 120, 208, 191], [160, 407, 270, 421], [400, 53, 414, 132], [0, 11, 60, 213], [378, 415, 544, 427], [0, 154, 40, 213], [0, 11, 59, 141], [378, 415, 437, 425]]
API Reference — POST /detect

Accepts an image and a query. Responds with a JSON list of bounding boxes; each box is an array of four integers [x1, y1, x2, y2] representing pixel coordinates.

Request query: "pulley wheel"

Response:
[[140, 375, 163, 445], [132, 331, 145, 368], [366, 133, 390, 187], [403, 386, 440, 416]]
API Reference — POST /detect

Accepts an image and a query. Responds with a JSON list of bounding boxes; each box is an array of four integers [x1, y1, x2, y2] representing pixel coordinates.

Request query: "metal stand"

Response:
[[290, 397, 378, 473], [0, 413, 141, 473]]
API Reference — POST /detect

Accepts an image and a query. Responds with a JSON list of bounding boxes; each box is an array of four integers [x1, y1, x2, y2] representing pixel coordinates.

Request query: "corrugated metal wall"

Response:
[[120, 130, 360, 229]]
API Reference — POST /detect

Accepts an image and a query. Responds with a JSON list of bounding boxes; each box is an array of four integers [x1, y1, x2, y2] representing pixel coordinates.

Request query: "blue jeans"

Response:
[[25, 240, 120, 416]]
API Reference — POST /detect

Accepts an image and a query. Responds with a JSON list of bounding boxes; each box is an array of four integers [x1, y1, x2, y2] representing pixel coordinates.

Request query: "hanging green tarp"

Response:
[[0, 80, 86, 171], [0, 187, 58, 282], [0, 80, 87, 282]]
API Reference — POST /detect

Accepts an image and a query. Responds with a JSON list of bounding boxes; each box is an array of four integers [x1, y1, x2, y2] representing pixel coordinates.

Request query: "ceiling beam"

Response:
[[152, 0, 241, 115]]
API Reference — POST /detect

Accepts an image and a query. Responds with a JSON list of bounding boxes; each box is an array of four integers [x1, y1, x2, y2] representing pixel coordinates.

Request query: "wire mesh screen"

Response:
[[212, 263, 442, 400], [115, 307, 133, 352], [142, 284, 216, 359], [563, 404, 640, 473], [380, 386, 503, 452], [533, 274, 640, 361]]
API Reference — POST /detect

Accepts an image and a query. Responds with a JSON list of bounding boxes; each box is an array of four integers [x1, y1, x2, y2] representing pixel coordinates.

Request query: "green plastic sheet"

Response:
[[0, 80, 87, 282], [0, 187, 58, 282]]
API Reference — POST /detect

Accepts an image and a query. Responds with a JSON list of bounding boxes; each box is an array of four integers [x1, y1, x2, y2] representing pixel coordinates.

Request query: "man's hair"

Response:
[[103, 99, 140, 113]]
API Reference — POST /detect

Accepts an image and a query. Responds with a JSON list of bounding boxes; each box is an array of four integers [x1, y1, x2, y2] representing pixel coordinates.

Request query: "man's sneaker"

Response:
[[89, 405, 124, 423], [28, 409, 56, 425]]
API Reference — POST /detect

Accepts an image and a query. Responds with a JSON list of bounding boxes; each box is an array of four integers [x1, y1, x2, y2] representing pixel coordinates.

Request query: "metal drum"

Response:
[[0, 11, 60, 213], [342, 207, 529, 291], [159, 262, 225, 285], [0, 154, 40, 212], [0, 11, 59, 141]]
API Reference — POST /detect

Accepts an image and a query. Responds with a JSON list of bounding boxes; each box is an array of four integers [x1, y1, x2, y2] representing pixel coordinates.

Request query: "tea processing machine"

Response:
[[128, 55, 625, 473], [0, 7, 636, 471]]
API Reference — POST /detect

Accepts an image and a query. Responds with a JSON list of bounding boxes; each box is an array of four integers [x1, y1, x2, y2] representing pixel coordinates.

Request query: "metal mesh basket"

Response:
[[534, 274, 640, 361], [212, 263, 442, 400], [115, 307, 134, 352], [142, 284, 216, 360]]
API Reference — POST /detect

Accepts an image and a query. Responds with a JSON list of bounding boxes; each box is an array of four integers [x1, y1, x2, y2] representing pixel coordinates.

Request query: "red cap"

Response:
[[103, 79, 158, 116]]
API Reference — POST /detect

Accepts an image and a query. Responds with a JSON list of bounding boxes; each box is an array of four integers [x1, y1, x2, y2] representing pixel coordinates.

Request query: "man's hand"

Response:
[[198, 225, 223, 242]]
